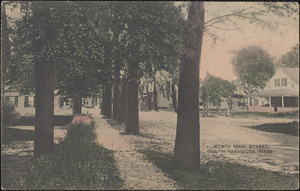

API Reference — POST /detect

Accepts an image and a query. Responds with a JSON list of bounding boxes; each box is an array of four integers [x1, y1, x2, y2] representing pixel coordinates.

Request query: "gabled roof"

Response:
[[280, 67, 299, 85]]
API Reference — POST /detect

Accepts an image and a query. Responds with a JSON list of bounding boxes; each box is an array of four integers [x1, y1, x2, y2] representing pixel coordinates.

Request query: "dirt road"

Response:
[[134, 111, 298, 175]]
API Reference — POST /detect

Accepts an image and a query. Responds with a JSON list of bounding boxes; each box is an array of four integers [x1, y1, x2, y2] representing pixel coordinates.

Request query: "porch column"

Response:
[[282, 96, 284, 107], [269, 96, 271, 107], [247, 96, 250, 107]]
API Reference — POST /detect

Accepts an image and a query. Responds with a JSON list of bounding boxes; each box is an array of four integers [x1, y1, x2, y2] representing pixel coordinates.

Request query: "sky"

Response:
[[196, 2, 299, 81]]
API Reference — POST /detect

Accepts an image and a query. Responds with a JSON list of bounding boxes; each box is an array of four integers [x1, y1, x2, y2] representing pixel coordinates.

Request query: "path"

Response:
[[90, 109, 179, 190]]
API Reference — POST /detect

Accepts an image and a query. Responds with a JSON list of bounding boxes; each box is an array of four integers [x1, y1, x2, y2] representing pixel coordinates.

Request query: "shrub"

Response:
[[24, 122, 123, 190], [2, 102, 20, 126]]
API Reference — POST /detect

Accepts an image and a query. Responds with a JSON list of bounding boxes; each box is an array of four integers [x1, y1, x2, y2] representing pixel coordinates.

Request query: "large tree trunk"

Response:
[[125, 63, 139, 134], [113, 66, 121, 120], [118, 78, 127, 123], [101, 82, 112, 118], [32, 3, 55, 158], [1, 3, 10, 139], [153, 79, 158, 111], [72, 97, 82, 115], [174, 2, 204, 170], [171, 81, 178, 113]]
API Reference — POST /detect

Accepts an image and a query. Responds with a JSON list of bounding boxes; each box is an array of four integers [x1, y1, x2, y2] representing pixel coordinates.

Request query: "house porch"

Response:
[[248, 89, 298, 113]]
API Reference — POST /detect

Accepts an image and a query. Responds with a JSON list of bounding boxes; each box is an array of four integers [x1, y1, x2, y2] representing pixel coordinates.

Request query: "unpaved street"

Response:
[[122, 110, 298, 175]]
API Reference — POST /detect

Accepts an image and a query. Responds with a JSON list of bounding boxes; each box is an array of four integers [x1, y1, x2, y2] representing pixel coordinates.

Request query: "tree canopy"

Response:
[[277, 44, 299, 68], [6, 2, 185, 99], [201, 74, 236, 106], [232, 45, 275, 95]]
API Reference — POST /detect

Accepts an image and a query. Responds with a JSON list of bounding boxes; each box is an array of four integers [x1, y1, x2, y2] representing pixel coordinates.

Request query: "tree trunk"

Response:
[[153, 79, 158, 111], [146, 84, 151, 111], [125, 63, 139, 134], [32, 2, 56, 158], [1, 3, 10, 140], [113, 66, 121, 120], [171, 81, 178, 113], [102, 82, 112, 118], [118, 78, 127, 123], [174, 2, 204, 170], [72, 97, 82, 115]]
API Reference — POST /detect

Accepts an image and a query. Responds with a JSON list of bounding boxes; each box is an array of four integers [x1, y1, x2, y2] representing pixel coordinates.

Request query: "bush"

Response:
[[2, 102, 20, 126], [24, 122, 123, 190], [4, 115, 74, 126]]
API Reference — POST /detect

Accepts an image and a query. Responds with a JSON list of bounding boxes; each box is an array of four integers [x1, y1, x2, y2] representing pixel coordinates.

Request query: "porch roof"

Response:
[[251, 89, 298, 97]]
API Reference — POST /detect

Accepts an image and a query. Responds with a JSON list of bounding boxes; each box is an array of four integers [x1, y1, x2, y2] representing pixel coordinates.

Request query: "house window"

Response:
[[25, 96, 35, 107], [5, 96, 18, 107], [274, 79, 280, 87], [281, 78, 287, 86]]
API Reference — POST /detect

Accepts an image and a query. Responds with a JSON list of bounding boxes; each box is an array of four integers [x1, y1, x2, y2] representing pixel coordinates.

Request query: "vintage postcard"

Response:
[[1, 1, 299, 190]]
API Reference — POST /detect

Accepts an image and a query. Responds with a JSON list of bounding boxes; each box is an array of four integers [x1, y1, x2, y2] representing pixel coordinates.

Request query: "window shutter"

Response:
[[24, 96, 28, 107], [34, 96, 36, 107], [14, 96, 18, 107], [5, 96, 9, 102]]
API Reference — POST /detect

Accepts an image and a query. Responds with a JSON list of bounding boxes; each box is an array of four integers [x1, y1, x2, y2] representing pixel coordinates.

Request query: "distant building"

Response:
[[3, 89, 98, 115], [139, 71, 174, 110], [3, 90, 60, 115], [230, 78, 248, 111], [248, 67, 299, 113]]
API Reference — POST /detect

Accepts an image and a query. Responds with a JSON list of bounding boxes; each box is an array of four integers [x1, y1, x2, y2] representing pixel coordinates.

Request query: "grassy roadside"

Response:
[[232, 111, 299, 119], [141, 150, 299, 190], [2, 122, 124, 190], [246, 121, 299, 136]]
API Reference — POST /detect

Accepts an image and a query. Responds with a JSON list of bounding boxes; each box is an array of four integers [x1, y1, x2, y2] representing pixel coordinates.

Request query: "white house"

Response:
[[4, 90, 60, 115], [249, 67, 299, 113]]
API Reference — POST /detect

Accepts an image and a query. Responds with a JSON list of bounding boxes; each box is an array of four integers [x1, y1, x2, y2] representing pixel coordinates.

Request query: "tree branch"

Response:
[[204, 5, 254, 27]]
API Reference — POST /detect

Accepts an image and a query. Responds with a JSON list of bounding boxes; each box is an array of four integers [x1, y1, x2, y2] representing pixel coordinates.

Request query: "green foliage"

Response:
[[232, 45, 275, 95], [53, 2, 105, 98], [201, 74, 236, 106], [109, 2, 185, 78], [246, 121, 299, 136], [141, 150, 299, 190], [277, 44, 299, 68], [2, 102, 20, 126], [24, 123, 123, 190], [7, 2, 185, 99]]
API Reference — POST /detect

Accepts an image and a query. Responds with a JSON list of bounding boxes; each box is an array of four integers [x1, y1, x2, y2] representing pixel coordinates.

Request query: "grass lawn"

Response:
[[24, 122, 124, 190], [246, 121, 299, 136], [141, 150, 299, 190], [232, 111, 299, 119], [1, 155, 34, 190], [2, 126, 34, 145], [2, 123, 123, 190]]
